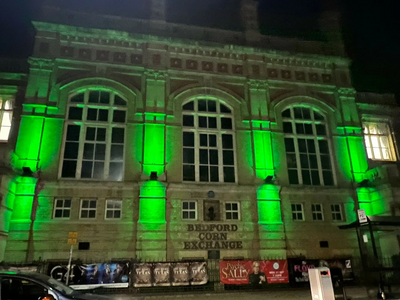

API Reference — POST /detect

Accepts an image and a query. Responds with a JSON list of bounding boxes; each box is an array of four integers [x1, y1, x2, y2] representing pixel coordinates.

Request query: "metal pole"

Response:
[[65, 245, 73, 285]]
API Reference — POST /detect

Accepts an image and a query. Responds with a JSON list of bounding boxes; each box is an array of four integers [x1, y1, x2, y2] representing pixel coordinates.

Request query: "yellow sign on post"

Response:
[[68, 232, 78, 245]]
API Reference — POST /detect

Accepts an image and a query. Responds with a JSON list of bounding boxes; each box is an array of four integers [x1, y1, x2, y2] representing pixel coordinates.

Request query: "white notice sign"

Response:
[[357, 209, 368, 224]]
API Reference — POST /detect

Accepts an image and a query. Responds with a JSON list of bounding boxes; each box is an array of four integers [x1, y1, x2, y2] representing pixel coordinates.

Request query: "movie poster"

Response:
[[190, 262, 208, 285], [133, 263, 152, 287], [219, 260, 289, 285], [49, 262, 130, 290], [288, 259, 354, 284], [172, 262, 190, 286], [153, 263, 171, 286]]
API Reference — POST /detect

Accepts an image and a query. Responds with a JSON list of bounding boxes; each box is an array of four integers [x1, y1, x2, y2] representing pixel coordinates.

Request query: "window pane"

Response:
[[199, 116, 207, 128], [67, 125, 81, 141], [302, 108, 311, 119], [183, 211, 188, 219], [89, 91, 100, 103], [183, 115, 194, 127], [283, 122, 293, 133], [323, 171, 334, 186], [64, 142, 79, 159], [81, 210, 88, 218], [286, 154, 297, 168], [309, 155, 318, 168], [223, 167, 235, 182], [296, 123, 305, 134], [189, 202, 195, 209], [198, 100, 207, 111], [311, 171, 320, 185], [316, 124, 326, 136], [232, 203, 238, 210], [89, 200, 96, 208], [109, 162, 123, 181], [98, 109, 108, 121], [87, 108, 97, 120], [112, 128, 124, 143], [68, 107, 83, 120], [99, 91, 110, 104], [89, 210, 96, 218], [93, 162, 104, 179], [183, 165, 195, 181], [209, 135, 217, 147], [284, 138, 295, 152], [220, 104, 231, 113], [183, 132, 194, 147], [82, 200, 89, 208], [209, 150, 218, 165], [208, 100, 216, 112], [63, 210, 70, 218], [321, 155, 331, 169], [111, 145, 124, 161], [56, 200, 63, 208], [294, 107, 302, 119], [71, 93, 84, 103], [298, 139, 307, 152], [62, 161, 77, 178], [200, 166, 209, 181], [304, 124, 313, 134], [210, 166, 219, 182], [83, 143, 94, 159], [81, 161, 93, 178], [183, 102, 194, 111], [86, 127, 96, 141], [282, 109, 291, 118], [200, 149, 208, 164], [183, 148, 195, 164], [189, 211, 195, 219], [232, 212, 238, 219], [307, 140, 316, 153], [95, 144, 106, 160], [106, 210, 113, 219], [200, 134, 208, 146], [221, 118, 233, 129], [300, 154, 309, 168], [222, 134, 233, 149], [302, 170, 311, 185], [288, 170, 298, 184], [223, 150, 234, 165], [113, 110, 126, 123], [114, 95, 126, 106], [183, 202, 188, 209], [96, 128, 106, 142], [208, 117, 217, 128], [314, 111, 324, 120], [319, 140, 329, 154]]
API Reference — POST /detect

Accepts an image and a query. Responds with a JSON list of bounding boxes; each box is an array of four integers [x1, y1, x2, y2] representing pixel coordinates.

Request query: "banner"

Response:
[[288, 258, 354, 284], [49, 262, 130, 290], [220, 260, 289, 285], [133, 261, 208, 287]]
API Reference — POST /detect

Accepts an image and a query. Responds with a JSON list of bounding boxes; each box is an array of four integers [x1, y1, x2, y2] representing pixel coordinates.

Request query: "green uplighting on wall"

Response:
[[257, 184, 282, 224], [139, 180, 166, 224], [357, 187, 385, 216]]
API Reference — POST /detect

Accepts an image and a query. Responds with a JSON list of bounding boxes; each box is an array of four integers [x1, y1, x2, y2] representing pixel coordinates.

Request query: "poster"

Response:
[[133, 263, 152, 287], [172, 262, 190, 286], [49, 262, 130, 290], [189, 262, 208, 285], [288, 259, 354, 284], [220, 260, 289, 285], [153, 263, 171, 286]]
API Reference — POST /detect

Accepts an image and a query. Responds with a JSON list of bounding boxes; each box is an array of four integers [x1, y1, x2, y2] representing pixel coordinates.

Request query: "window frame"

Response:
[[363, 121, 397, 162], [281, 106, 336, 187], [225, 201, 240, 221], [331, 204, 343, 221], [53, 198, 72, 219], [311, 203, 324, 221], [182, 98, 237, 183], [0, 97, 14, 142], [182, 200, 197, 220], [79, 199, 97, 219], [59, 89, 127, 181], [291, 203, 305, 221], [105, 199, 122, 220]]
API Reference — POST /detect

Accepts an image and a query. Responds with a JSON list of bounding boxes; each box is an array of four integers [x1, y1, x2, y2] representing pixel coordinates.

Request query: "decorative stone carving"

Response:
[[113, 52, 126, 63], [96, 50, 110, 61], [131, 54, 143, 65], [60, 46, 74, 57], [186, 60, 198, 70], [170, 58, 182, 68], [217, 63, 228, 73], [79, 48, 92, 60], [267, 68, 278, 78]]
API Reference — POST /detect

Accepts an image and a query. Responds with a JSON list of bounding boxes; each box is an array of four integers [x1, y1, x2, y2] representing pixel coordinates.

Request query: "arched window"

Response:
[[282, 106, 334, 186], [182, 99, 236, 183], [61, 89, 127, 181], [0, 98, 13, 141]]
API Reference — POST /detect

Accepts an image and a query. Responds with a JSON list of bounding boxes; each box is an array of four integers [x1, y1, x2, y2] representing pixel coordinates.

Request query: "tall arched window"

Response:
[[282, 106, 334, 186], [182, 99, 236, 183], [61, 89, 127, 181]]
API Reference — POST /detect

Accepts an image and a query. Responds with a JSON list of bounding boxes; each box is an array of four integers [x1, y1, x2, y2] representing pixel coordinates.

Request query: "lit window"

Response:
[[182, 201, 197, 220], [225, 202, 240, 220], [182, 99, 236, 183], [0, 98, 13, 142], [291, 203, 304, 221], [331, 204, 343, 221], [80, 199, 97, 219], [363, 122, 396, 161], [105, 200, 122, 219], [61, 90, 126, 180], [282, 107, 334, 186], [312, 204, 324, 221], [53, 199, 71, 219]]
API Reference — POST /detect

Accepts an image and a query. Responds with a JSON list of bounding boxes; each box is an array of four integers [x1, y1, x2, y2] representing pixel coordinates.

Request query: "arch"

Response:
[[272, 95, 335, 118]]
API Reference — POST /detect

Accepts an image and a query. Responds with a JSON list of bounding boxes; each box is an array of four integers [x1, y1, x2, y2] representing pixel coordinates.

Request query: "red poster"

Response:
[[220, 260, 288, 285]]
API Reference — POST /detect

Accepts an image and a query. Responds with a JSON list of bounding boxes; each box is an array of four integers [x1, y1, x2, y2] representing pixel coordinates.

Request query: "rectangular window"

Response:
[[53, 199, 72, 219], [312, 204, 324, 221], [291, 203, 304, 221], [105, 200, 122, 219], [182, 201, 197, 220], [225, 202, 240, 220], [331, 204, 343, 221], [0, 99, 13, 142], [80, 199, 97, 219], [363, 122, 396, 161]]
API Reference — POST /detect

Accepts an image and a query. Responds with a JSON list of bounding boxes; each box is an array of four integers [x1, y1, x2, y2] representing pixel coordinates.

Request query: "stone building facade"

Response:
[[1, 1, 400, 264]]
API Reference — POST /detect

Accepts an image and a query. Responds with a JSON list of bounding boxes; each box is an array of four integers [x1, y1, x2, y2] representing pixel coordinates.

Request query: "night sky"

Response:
[[1, 0, 399, 96]]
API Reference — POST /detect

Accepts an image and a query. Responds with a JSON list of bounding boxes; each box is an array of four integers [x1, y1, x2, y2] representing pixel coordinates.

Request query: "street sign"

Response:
[[68, 232, 78, 245], [357, 209, 368, 224]]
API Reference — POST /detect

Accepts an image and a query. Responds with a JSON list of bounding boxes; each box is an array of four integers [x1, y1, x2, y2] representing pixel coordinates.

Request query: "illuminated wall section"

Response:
[[137, 180, 167, 260], [357, 187, 386, 217], [257, 184, 282, 224], [252, 121, 275, 179]]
